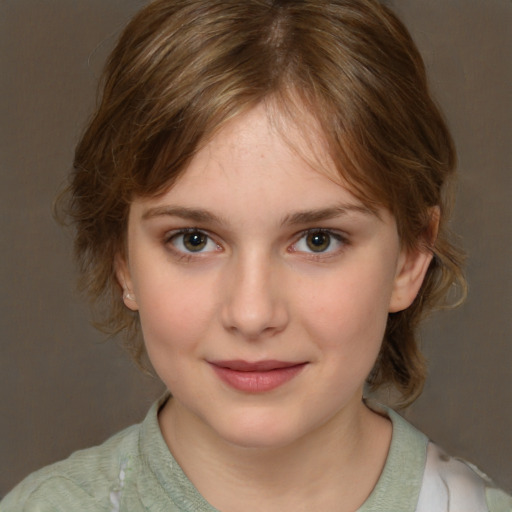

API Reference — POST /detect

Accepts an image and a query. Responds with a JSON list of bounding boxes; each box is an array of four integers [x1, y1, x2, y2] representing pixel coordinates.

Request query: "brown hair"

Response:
[[66, 0, 465, 405]]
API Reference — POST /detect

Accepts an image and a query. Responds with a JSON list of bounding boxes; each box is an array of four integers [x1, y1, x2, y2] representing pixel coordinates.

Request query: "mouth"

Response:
[[208, 360, 308, 393]]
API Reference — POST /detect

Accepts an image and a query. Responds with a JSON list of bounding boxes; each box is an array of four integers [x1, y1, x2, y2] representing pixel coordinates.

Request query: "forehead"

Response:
[[131, 104, 383, 224], [174, 103, 350, 195]]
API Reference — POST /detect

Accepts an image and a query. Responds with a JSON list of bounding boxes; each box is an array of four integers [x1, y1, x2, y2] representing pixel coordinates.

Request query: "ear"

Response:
[[115, 254, 139, 311], [389, 208, 439, 313], [389, 247, 432, 312]]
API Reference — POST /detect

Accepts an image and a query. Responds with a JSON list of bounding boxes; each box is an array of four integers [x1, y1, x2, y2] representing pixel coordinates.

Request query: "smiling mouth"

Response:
[[208, 360, 307, 392]]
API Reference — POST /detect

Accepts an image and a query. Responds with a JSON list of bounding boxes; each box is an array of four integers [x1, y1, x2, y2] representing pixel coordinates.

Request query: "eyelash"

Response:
[[290, 229, 348, 259], [163, 228, 349, 260], [164, 228, 221, 260]]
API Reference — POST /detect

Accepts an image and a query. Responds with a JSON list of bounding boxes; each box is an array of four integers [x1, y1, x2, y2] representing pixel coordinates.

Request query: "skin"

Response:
[[117, 105, 432, 511]]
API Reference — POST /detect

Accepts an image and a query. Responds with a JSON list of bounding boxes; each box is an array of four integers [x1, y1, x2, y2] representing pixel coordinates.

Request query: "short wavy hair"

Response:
[[65, 0, 465, 405]]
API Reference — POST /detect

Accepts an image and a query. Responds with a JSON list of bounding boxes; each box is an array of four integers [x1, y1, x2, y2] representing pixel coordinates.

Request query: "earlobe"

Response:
[[115, 254, 138, 311], [123, 290, 137, 303]]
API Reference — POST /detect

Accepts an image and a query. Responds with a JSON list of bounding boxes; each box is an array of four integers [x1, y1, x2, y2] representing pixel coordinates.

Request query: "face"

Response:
[[119, 105, 430, 449]]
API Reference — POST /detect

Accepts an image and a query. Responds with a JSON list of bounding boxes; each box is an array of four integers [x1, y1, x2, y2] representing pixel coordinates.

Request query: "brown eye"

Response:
[[292, 229, 345, 256], [168, 229, 220, 256], [306, 231, 331, 252], [183, 231, 208, 252]]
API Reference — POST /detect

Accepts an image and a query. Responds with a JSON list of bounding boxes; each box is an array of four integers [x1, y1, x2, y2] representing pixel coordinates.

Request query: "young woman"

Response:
[[3, 0, 510, 510]]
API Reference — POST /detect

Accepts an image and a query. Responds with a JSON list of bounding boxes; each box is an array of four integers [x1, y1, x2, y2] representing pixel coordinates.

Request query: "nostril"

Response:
[[221, 291, 289, 339]]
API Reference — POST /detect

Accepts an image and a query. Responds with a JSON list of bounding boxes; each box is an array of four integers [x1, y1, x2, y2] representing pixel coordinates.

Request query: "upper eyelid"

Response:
[[164, 227, 212, 240], [162, 227, 348, 241], [294, 227, 348, 240], [163, 226, 346, 238]]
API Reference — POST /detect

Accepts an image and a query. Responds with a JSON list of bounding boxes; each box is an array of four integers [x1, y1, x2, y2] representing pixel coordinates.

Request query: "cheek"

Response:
[[135, 272, 218, 355], [299, 265, 394, 354], [303, 282, 390, 396], [136, 281, 218, 393]]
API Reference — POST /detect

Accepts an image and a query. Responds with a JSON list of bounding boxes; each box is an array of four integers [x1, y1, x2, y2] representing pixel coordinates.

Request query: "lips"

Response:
[[209, 360, 307, 392]]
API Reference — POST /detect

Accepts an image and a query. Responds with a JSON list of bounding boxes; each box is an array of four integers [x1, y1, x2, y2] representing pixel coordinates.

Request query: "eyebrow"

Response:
[[141, 204, 377, 226], [280, 204, 377, 226], [141, 206, 227, 224]]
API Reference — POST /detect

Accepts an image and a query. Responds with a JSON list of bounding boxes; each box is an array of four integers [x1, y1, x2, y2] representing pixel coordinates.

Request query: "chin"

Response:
[[211, 409, 310, 450]]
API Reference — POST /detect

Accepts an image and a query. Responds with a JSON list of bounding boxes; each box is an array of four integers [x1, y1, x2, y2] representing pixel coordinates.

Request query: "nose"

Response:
[[220, 250, 289, 340]]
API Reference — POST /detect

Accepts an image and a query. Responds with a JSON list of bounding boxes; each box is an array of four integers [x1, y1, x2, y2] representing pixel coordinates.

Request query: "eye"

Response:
[[292, 229, 345, 254], [168, 229, 219, 253]]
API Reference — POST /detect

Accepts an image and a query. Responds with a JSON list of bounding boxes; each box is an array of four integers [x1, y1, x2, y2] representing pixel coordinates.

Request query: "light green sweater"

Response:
[[2, 398, 510, 511]]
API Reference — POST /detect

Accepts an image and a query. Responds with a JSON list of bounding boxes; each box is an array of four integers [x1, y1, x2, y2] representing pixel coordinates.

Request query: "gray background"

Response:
[[1, 0, 511, 497]]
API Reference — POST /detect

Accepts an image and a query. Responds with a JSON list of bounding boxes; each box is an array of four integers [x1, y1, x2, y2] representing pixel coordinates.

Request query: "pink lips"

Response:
[[209, 360, 307, 392]]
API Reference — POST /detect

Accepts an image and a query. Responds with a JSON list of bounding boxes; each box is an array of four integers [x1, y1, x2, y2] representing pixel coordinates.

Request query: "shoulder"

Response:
[[416, 442, 512, 512], [0, 423, 141, 512], [363, 402, 511, 512]]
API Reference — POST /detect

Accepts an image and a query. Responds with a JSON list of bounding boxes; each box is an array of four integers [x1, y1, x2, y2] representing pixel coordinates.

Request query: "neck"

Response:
[[158, 396, 392, 512]]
